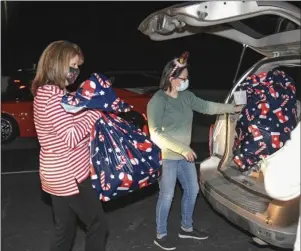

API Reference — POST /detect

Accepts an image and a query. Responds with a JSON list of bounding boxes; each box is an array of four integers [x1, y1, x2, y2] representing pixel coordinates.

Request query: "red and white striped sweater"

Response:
[[33, 85, 100, 196]]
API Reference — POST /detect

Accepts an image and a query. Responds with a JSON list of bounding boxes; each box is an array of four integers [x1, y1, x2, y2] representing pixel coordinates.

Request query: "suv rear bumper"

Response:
[[200, 182, 296, 249]]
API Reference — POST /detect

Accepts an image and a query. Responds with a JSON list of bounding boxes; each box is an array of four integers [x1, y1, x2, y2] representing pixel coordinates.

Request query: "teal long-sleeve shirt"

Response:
[[147, 90, 236, 160]]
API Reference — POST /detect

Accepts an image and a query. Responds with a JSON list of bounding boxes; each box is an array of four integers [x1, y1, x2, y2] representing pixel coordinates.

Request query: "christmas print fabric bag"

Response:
[[61, 73, 162, 201], [61, 72, 132, 114], [233, 69, 298, 172], [90, 113, 162, 202]]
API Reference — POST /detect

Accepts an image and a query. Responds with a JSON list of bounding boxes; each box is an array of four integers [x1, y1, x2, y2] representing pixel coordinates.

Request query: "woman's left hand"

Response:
[[234, 105, 244, 113]]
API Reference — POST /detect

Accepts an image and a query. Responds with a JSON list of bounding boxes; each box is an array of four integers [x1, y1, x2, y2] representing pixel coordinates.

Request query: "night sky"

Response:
[[2, 1, 299, 89]]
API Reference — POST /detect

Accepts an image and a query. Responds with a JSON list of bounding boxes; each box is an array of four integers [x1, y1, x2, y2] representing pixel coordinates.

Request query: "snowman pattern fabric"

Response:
[[61, 73, 162, 201], [233, 69, 298, 172]]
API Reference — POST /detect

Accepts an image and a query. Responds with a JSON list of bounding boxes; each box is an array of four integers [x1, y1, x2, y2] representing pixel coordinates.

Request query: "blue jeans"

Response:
[[156, 159, 200, 236]]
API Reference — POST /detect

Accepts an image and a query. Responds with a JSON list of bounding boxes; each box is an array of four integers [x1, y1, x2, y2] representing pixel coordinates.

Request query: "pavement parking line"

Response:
[[1, 170, 39, 175]]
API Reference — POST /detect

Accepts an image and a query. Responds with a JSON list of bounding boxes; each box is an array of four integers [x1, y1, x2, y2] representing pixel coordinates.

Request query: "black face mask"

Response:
[[67, 67, 80, 85]]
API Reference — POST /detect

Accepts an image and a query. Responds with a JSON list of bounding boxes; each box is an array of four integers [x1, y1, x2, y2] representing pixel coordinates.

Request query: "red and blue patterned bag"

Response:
[[233, 69, 298, 171], [61, 73, 162, 201]]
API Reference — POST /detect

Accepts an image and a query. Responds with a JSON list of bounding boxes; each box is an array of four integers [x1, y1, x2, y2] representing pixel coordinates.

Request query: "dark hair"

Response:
[[159, 59, 188, 91]]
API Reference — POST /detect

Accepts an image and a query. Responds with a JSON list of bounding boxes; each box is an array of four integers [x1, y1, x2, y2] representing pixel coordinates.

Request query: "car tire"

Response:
[[1, 115, 19, 144]]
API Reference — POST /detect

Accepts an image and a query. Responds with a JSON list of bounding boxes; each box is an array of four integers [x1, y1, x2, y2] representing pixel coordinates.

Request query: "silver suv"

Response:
[[139, 1, 300, 248]]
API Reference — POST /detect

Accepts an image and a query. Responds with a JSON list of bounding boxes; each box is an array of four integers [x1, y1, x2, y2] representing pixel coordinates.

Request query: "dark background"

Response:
[[1, 1, 300, 89]]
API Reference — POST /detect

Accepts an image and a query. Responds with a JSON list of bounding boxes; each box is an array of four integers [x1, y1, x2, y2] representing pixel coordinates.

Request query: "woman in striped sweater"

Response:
[[32, 40, 108, 251]]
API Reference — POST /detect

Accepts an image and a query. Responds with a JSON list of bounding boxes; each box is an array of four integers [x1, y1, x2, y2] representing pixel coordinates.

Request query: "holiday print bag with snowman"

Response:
[[233, 69, 298, 172], [61, 73, 162, 201]]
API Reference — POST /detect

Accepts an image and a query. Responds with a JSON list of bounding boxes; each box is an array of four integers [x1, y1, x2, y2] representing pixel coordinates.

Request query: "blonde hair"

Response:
[[32, 40, 84, 96]]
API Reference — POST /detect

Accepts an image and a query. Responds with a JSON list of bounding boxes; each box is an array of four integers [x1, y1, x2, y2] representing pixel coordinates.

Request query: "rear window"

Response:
[[227, 14, 300, 40], [241, 15, 299, 36], [3, 83, 33, 101], [4, 70, 34, 101]]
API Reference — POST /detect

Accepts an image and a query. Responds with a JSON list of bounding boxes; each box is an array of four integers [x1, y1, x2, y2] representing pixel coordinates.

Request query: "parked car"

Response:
[[139, 1, 300, 249], [1, 70, 160, 144], [1, 76, 10, 93]]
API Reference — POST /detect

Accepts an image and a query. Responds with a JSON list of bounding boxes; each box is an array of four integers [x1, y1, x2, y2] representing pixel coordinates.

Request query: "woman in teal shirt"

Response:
[[147, 52, 242, 250]]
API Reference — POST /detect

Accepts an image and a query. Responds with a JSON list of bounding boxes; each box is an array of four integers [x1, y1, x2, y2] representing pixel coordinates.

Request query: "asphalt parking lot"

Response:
[[1, 138, 286, 251]]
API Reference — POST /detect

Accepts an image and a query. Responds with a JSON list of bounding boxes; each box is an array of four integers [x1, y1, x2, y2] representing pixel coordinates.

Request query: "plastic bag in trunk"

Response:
[[233, 69, 298, 172], [61, 73, 162, 201]]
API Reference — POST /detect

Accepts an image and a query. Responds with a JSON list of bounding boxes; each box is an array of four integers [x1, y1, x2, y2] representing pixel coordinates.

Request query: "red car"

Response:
[[1, 69, 159, 144]]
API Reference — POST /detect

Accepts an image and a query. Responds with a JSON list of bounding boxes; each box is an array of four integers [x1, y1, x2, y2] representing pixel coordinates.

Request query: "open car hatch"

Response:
[[138, 1, 301, 58]]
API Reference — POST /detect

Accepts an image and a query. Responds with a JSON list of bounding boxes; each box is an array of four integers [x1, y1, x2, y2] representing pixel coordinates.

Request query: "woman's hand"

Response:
[[184, 150, 197, 162], [234, 105, 244, 113]]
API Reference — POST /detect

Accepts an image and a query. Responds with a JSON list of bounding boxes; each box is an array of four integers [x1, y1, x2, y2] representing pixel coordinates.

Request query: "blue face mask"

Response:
[[176, 79, 189, 92]]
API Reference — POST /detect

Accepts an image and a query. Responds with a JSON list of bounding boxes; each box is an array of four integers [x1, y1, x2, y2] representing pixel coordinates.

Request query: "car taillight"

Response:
[[209, 124, 214, 156]]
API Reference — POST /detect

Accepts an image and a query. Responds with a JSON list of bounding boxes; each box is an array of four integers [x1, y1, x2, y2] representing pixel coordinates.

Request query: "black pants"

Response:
[[50, 178, 108, 251]]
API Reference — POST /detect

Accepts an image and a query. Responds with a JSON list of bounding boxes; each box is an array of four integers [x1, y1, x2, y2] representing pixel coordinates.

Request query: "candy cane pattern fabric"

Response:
[[100, 171, 111, 191], [60, 72, 162, 201], [233, 69, 298, 172], [61, 73, 131, 114]]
